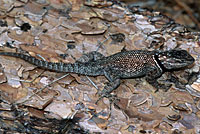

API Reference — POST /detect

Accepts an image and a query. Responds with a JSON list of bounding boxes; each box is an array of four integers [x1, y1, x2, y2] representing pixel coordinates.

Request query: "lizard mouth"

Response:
[[162, 58, 194, 70]]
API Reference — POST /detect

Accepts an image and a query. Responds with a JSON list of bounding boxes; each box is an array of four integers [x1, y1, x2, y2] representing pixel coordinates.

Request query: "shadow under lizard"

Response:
[[0, 49, 195, 101]]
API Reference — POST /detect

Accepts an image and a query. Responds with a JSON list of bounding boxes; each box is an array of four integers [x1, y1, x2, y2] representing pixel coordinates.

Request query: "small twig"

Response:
[[11, 70, 45, 83], [32, 73, 69, 97], [36, 54, 46, 61], [174, 0, 200, 29], [20, 73, 69, 104], [96, 36, 110, 52], [86, 76, 99, 90]]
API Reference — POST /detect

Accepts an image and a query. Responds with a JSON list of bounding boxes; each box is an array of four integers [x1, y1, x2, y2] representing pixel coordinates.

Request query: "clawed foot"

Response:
[[156, 83, 172, 92], [148, 79, 172, 92], [153, 84, 172, 93]]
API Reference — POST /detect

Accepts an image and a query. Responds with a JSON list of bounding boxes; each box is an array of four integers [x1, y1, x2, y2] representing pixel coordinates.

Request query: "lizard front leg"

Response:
[[145, 66, 171, 91]]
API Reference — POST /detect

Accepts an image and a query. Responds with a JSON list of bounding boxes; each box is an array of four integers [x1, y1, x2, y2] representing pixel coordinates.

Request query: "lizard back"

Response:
[[96, 50, 161, 78]]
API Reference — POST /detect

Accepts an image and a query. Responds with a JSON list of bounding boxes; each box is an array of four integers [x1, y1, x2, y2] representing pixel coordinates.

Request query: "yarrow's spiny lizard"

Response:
[[0, 49, 195, 100]]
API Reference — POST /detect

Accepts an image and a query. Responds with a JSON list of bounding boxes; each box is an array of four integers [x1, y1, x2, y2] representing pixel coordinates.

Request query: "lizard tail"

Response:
[[0, 52, 78, 73]]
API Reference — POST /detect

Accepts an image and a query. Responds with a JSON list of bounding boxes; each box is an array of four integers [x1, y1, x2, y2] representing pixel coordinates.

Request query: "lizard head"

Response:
[[157, 49, 195, 70]]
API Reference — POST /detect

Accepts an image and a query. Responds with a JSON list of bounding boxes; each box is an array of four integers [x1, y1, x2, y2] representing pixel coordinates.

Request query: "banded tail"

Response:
[[0, 52, 101, 76]]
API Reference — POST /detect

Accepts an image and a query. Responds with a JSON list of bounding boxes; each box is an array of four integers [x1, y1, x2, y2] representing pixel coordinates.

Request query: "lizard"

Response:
[[0, 49, 195, 101]]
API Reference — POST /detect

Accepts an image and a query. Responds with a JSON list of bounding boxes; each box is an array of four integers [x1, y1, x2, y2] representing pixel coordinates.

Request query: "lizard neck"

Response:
[[153, 53, 166, 72]]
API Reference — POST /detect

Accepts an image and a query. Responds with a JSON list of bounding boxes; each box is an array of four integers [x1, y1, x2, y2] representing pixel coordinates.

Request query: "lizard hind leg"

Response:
[[77, 51, 105, 63], [102, 69, 121, 93], [96, 70, 121, 104]]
